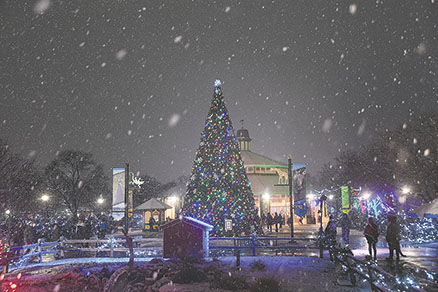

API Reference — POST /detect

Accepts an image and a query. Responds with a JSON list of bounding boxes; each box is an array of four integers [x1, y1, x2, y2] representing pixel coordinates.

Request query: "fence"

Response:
[[332, 250, 427, 292], [209, 235, 318, 256], [3, 235, 319, 270], [3, 236, 163, 272]]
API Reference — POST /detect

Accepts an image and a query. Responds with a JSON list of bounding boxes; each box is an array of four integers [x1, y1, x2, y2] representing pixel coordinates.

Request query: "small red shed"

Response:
[[161, 216, 213, 259]]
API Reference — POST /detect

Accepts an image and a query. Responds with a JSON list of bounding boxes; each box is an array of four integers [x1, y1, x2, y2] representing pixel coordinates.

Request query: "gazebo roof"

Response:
[[135, 198, 172, 210]]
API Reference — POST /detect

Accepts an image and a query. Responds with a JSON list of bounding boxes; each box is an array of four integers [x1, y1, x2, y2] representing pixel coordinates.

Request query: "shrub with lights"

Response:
[[183, 80, 258, 236]]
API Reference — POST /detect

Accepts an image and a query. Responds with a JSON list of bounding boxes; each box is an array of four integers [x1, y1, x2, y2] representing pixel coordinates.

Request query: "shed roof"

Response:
[[135, 198, 172, 210], [161, 216, 213, 231]]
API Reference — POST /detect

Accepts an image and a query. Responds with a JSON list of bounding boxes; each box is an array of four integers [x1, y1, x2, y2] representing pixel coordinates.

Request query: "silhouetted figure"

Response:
[[340, 213, 351, 245], [364, 217, 379, 260], [386, 216, 406, 260], [274, 212, 280, 232], [266, 213, 273, 232]]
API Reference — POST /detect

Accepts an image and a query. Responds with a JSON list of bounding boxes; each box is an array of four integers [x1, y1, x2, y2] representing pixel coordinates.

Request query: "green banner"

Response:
[[341, 186, 350, 213]]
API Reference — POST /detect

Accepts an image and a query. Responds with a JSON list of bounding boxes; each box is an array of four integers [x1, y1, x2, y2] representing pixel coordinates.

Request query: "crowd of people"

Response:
[[261, 212, 286, 232], [1, 212, 116, 247], [322, 213, 406, 261]]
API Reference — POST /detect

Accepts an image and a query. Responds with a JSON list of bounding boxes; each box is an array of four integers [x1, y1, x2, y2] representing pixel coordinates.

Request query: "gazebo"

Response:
[[135, 198, 172, 231]]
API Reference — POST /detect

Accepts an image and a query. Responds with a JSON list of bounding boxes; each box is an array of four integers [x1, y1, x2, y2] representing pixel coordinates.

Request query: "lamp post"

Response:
[[41, 194, 50, 217], [97, 196, 104, 213], [287, 156, 294, 238], [399, 185, 410, 212], [274, 156, 294, 238], [361, 192, 371, 217], [318, 194, 327, 258]]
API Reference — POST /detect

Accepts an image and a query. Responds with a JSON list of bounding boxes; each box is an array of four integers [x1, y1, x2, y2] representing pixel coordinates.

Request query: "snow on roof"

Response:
[[183, 216, 213, 230], [135, 198, 172, 210], [161, 216, 213, 231], [240, 150, 306, 170], [415, 198, 438, 217]]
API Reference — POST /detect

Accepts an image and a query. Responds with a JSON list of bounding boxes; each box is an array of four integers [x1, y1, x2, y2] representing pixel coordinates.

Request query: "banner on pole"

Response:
[[112, 168, 126, 216], [341, 186, 350, 214]]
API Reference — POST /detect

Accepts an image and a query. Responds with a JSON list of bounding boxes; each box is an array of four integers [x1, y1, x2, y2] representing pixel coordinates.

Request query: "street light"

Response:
[[97, 197, 104, 205], [361, 192, 371, 200], [262, 193, 271, 201], [400, 186, 411, 212], [402, 186, 411, 195], [306, 193, 315, 200], [168, 196, 179, 204], [360, 192, 371, 217], [41, 194, 49, 202], [5, 210, 10, 215], [328, 194, 334, 201]]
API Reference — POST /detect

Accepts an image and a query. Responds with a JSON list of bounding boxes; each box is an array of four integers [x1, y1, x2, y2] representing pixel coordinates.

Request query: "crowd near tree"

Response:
[[0, 142, 178, 247]]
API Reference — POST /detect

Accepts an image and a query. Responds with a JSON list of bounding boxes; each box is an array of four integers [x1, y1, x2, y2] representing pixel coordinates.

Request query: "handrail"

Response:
[[333, 251, 426, 292]]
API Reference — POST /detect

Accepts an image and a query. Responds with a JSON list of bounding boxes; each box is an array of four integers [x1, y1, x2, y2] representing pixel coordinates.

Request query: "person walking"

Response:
[[324, 215, 337, 260], [261, 213, 267, 229], [267, 213, 273, 232], [386, 215, 406, 260], [98, 218, 107, 239], [340, 213, 351, 245], [364, 217, 379, 260], [274, 212, 280, 232], [279, 213, 284, 229]]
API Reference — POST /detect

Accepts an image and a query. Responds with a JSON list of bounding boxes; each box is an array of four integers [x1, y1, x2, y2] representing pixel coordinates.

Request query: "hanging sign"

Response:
[[225, 219, 232, 231], [341, 186, 350, 214]]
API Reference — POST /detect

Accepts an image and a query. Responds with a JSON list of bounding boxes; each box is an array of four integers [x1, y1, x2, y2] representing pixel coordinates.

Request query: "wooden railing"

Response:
[[332, 250, 427, 292]]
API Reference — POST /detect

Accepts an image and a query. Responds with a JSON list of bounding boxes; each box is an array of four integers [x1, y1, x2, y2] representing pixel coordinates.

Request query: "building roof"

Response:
[[247, 174, 289, 195], [236, 128, 251, 141], [415, 198, 438, 217], [135, 198, 172, 210], [240, 150, 287, 168], [241, 150, 307, 170]]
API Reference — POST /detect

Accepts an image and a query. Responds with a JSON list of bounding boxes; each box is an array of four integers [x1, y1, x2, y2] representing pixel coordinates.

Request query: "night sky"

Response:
[[1, 1, 437, 182]]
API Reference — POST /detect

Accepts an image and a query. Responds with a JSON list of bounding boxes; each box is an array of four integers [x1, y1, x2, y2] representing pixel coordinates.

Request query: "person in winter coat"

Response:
[[340, 213, 351, 245], [274, 212, 280, 232], [261, 213, 267, 228], [364, 217, 379, 260], [266, 213, 273, 232], [76, 217, 86, 239], [324, 215, 337, 247], [24, 223, 36, 245], [51, 224, 61, 242], [386, 215, 405, 260], [278, 213, 284, 229], [98, 218, 107, 239]]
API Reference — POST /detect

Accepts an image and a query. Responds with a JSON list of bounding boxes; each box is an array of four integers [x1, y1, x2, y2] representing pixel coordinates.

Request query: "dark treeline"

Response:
[[317, 114, 437, 203], [0, 141, 181, 219]]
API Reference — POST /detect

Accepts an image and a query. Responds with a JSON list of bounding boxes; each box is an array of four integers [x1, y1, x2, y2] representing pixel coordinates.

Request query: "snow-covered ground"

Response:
[[4, 256, 369, 291]]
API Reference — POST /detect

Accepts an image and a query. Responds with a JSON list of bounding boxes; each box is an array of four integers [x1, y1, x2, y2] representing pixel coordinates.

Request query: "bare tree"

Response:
[[45, 150, 108, 221]]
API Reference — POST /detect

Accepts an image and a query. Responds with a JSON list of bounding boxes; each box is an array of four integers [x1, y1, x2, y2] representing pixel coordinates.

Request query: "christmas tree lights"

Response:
[[183, 80, 258, 236]]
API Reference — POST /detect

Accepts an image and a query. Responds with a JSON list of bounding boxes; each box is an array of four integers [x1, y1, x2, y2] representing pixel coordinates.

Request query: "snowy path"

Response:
[[219, 256, 368, 291]]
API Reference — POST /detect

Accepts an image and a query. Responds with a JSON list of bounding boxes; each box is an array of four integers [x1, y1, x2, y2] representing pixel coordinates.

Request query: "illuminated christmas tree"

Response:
[[183, 80, 258, 236]]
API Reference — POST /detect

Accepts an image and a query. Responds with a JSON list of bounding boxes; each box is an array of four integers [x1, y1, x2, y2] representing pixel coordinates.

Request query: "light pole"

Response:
[[361, 192, 371, 217], [41, 194, 50, 217], [274, 156, 294, 238], [318, 194, 327, 258], [400, 186, 410, 212]]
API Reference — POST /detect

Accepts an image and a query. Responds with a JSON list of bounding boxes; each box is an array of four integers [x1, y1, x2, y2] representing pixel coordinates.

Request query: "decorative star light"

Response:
[[214, 79, 222, 87]]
